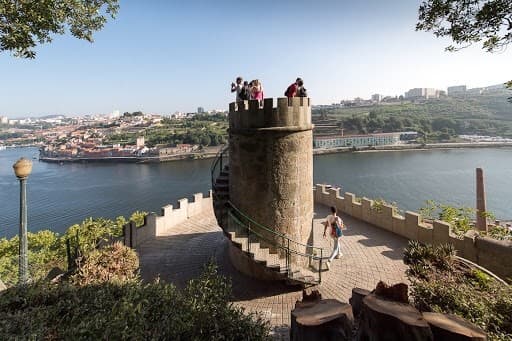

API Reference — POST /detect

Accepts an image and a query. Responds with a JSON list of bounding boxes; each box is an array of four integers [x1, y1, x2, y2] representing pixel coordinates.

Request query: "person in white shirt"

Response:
[[323, 206, 345, 269], [231, 76, 243, 101]]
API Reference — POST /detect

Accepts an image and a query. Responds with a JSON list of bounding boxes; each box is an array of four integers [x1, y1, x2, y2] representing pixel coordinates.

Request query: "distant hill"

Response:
[[312, 91, 512, 139], [313, 91, 512, 120]]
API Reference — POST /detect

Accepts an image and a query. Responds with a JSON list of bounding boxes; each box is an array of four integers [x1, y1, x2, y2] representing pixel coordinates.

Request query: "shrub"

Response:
[[70, 242, 139, 286], [405, 241, 512, 340], [0, 263, 270, 340], [130, 211, 147, 227], [0, 230, 65, 287]]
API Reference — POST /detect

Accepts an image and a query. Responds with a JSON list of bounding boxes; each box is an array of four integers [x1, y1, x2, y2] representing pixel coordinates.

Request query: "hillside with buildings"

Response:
[[313, 83, 512, 146]]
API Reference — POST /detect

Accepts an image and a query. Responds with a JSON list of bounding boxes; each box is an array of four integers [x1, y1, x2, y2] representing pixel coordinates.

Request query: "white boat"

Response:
[[0, 145, 6, 151]]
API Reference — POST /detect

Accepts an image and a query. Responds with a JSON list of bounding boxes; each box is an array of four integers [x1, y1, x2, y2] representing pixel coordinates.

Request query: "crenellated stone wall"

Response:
[[123, 191, 213, 248], [314, 184, 512, 281]]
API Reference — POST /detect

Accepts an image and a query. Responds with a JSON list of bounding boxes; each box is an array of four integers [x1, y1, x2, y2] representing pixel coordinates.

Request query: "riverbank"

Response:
[[35, 141, 512, 163], [38, 150, 220, 164], [313, 141, 512, 155]]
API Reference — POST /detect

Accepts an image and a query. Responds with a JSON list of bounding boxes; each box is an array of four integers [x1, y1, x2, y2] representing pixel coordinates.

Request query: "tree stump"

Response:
[[349, 287, 370, 317], [373, 281, 409, 303], [423, 312, 487, 341], [357, 294, 433, 341], [290, 299, 354, 341]]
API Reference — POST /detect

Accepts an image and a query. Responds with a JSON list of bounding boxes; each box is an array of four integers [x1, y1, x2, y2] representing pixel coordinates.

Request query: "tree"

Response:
[[417, 0, 512, 52], [417, 0, 512, 101], [0, 0, 119, 58]]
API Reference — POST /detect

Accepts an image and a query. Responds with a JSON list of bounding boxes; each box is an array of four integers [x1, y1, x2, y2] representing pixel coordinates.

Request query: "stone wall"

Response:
[[314, 184, 512, 281], [229, 98, 313, 258], [123, 191, 213, 248]]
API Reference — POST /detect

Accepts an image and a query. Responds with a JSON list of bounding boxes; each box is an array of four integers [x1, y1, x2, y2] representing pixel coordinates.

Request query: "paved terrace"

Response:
[[138, 204, 409, 334]]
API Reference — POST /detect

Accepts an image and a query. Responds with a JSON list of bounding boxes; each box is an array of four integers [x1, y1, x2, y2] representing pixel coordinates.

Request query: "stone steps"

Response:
[[212, 167, 321, 286]]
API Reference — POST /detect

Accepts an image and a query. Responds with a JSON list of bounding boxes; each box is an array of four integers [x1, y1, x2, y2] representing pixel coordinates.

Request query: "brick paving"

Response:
[[138, 203, 409, 337]]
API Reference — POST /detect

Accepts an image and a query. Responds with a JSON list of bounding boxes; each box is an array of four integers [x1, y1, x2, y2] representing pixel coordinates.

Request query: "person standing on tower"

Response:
[[297, 79, 307, 97], [284, 77, 302, 98], [231, 76, 244, 101]]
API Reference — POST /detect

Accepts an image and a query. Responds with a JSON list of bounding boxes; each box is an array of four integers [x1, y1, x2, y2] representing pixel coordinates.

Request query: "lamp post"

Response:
[[13, 158, 33, 284]]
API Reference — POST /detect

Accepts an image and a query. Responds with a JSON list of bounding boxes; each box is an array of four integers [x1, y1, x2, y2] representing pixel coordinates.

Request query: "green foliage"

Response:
[[486, 225, 512, 241], [418, 201, 476, 237], [64, 217, 123, 256], [0, 262, 270, 340], [313, 93, 512, 138], [405, 241, 512, 339], [416, 0, 512, 53], [71, 242, 139, 286], [130, 211, 147, 227], [0, 230, 65, 287], [372, 198, 400, 215], [0, 211, 146, 287], [0, 0, 119, 58], [403, 241, 456, 278], [438, 204, 475, 237]]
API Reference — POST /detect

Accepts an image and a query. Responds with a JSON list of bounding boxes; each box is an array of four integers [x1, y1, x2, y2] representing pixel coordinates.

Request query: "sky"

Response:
[[0, 0, 510, 118]]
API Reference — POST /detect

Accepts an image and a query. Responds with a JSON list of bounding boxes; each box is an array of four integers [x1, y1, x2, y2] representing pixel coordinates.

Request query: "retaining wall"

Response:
[[314, 184, 512, 281], [123, 190, 213, 248]]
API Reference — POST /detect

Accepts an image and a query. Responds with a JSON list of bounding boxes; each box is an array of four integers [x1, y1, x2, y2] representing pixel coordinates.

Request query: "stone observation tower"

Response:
[[212, 97, 318, 284], [225, 97, 314, 278]]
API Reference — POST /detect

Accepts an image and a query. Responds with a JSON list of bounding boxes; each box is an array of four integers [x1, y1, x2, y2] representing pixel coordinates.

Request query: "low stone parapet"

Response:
[[314, 184, 512, 282], [123, 190, 213, 248]]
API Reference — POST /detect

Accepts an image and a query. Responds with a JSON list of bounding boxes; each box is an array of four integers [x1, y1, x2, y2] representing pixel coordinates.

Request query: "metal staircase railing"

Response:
[[210, 146, 324, 284], [210, 145, 229, 192], [227, 201, 323, 284]]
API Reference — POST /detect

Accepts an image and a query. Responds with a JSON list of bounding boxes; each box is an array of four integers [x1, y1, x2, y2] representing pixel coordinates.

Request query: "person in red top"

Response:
[[284, 78, 302, 98]]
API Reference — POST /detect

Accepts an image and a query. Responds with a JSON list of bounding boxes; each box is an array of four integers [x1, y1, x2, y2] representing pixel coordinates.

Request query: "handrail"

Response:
[[210, 144, 323, 284], [210, 144, 228, 190], [228, 200, 322, 254], [228, 210, 322, 260]]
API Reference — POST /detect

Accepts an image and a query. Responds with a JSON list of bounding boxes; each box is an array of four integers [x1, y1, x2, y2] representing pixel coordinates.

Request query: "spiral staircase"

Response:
[[211, 146, 324, 286]]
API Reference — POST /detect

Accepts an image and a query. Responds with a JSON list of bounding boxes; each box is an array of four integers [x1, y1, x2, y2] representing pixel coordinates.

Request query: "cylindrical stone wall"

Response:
[[228, 97, 313, 263]]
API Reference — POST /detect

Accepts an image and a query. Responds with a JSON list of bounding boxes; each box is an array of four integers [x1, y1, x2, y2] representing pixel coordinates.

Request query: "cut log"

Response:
[[356, 294, 433, 341], [349, 287, 370, 317], [423, 312, 487, 341], [291, 299, 354, 341], [373, 281, 409, 303]]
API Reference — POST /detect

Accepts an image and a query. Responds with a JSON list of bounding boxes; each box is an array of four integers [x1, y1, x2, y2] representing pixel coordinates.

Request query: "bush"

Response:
[[0, 230, 65, 287], [404, 241, 512, 340], [70, 242, 139, 286], [0, 263, 270, 340]]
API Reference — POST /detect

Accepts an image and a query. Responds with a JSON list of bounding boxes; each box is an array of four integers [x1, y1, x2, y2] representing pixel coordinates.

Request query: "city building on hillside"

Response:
[[136, 136, 145, 149], [371, 94, 382, 102], [0, 116, 8, 124], [197, 107, 205, 114], [466, 87, 484, 95], [313, 132, 404, 149], [447, 85, 467, 96], [404, 88, 439, 99]]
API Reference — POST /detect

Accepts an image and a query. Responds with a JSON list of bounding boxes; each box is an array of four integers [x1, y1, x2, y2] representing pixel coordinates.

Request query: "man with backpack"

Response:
[[322, 206, 345, 269], [284, 78, 302, 98]]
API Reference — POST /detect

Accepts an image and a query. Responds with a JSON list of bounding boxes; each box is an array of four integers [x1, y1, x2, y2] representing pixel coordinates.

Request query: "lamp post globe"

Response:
[[13, 157, 33, 285], [13, 157, 33, 179]]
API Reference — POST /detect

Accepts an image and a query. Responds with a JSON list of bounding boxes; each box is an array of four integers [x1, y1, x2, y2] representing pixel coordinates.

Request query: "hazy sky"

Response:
[[1, 0, 510, 117]]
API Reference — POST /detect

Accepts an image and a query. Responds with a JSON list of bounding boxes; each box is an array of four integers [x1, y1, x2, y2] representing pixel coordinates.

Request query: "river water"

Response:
[[1, 147, 511, 237]]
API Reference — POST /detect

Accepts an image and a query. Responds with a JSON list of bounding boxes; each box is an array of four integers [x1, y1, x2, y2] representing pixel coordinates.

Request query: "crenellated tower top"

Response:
[[228, 97, 312, 132]]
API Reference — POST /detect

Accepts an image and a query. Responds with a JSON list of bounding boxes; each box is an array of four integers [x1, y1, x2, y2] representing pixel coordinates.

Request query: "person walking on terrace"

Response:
[[231, 76, 244, 101], [323, 206, 345, 269]]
